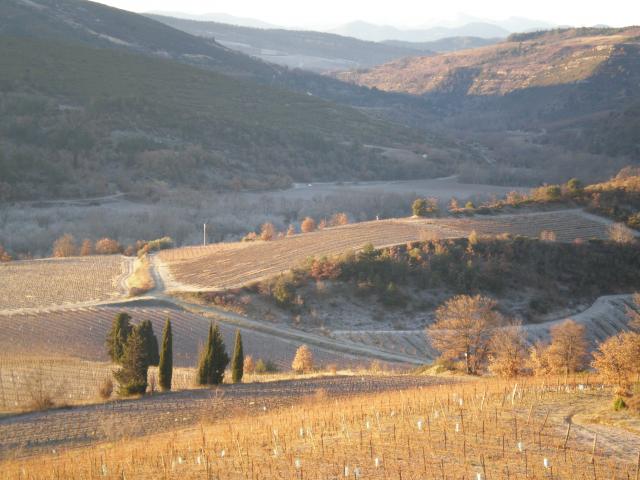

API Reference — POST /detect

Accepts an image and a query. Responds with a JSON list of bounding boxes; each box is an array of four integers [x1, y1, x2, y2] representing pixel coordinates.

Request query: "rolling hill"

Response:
[[146, 15, 426, 72], [0, 35, 440, 201]]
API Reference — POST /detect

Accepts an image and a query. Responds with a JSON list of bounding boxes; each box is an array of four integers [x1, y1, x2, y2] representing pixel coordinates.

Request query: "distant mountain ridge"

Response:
[[329, 21, 510, 42], [147, 14, 428, 72], [146, 11, 280, 29]]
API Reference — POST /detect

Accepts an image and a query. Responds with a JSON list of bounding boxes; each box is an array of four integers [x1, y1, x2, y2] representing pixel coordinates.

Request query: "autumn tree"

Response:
[[592, 332, 640, 395], [106, 313, 132, 364], [243, 355, 255, 374], [292, 345, 314, 374], [260, 222, 275, 241], [329, 212, 349, 226], [546, 320, 588, 375], [0, 244, 11, 262], [608, 223, 636, 244], [53, 234, 77, 257], [95, 238, 121, 254], [300, 217, 316, 233], [158, 318, 173, 391], [488, 324, 528, 378], [286, 224, 296, 236], [79, 239, 93, 256], [427, 295, 504, 374], [231, 329, 244, 383], [628, 293, 640, 329]]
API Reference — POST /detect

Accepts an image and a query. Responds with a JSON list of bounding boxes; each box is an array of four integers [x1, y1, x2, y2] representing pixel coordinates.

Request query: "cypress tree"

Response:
[[197, 322, 229, 385], [231, 329, 244, 383], [136, 320, 160, 366], [114, 328, 149, 395], [106, 312, 132, 364], [159, 318, 173, 391]]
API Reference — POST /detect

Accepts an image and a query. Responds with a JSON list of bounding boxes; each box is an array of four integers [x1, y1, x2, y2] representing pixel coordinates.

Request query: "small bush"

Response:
[[254, 358, 278, 374], [98, 378, 114, 399], [95, 238, 121, 255], [613, 397, 627, 411]]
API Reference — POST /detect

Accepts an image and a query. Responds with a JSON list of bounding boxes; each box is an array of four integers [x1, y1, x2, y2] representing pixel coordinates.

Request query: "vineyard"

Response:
[[0, 256, 131, 312], [1, 377, 637, 478], [158, 210, 614, 291], [0, 304, 376, 370], [0, 375, 452, 458]]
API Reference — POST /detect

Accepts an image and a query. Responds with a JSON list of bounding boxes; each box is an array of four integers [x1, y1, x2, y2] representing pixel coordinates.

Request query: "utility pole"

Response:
[[203, 223, 207, 246]]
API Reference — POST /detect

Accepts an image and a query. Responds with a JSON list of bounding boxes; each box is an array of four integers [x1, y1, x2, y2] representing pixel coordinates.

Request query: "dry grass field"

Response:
[[0, 256, 131, 312], [159, 210, 612, 291], [1, 376, 637, 479]]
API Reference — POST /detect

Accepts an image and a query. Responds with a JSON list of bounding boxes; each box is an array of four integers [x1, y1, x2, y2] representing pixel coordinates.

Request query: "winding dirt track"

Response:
[[0, 375, 454, 459]]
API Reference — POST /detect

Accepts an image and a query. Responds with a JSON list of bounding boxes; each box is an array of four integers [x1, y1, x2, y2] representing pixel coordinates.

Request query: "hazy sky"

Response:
[[99, 0, 640, 29]]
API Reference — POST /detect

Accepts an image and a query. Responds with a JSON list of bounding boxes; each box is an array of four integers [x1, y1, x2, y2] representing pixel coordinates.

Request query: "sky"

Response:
[[98, 0, 640, 30]]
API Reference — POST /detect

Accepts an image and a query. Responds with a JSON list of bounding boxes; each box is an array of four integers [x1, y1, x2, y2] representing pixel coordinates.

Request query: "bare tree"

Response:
[[427, 295, 504, 374], [488, 323, 528, 378], [546, 320, 589, 375]]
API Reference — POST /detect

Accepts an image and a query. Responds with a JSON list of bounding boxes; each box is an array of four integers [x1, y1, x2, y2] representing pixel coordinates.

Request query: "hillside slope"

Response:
[[0, 36, 440, 200], [337, 28, 640, 180], [147, 15, 424, 72]]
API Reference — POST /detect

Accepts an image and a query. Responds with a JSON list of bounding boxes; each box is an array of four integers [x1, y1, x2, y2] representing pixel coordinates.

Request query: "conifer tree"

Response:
[[136, 320, 159, 366], [114, 328, 149, 395], [106, 313, 132, 364], [231, 329, 244, 383], [197, 323, 229, 385], [158, 318, 173, 391]]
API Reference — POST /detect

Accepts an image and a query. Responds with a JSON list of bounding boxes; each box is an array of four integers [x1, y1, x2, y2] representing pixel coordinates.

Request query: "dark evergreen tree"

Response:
[[106, 312, 132, 364], [136, 320, 159, 366], [114, 328, 149, 395], [231, 329, 244, 384], [159, 318, 173, 391], [197, 323, 229, 385]]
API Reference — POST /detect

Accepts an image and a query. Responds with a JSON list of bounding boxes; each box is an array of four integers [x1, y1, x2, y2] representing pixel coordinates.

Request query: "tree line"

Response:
[[105, 313, 317, 396]]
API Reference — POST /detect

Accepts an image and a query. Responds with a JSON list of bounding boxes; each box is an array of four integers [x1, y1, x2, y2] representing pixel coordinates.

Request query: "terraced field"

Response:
[[0, 256, 131, 312], [159, 210, 614, 291]]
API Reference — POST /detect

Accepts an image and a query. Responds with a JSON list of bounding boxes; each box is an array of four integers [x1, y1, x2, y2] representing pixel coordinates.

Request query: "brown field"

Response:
[[1, 376, 638, 478], [0, 256, 131, 312], [159, 210, 612, 291]]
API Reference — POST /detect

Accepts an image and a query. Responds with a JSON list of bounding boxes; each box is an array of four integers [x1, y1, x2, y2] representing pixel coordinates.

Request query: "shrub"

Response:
[[95, 238, 121, 255], [273, 276, 296, 307], [98, 378, 114, 399], [412, 198, 428, 217], [53, 233, 77, 257], [286, 224, 296, 236], [292, 345, 314, 374], [138, 236, 174, 255], [608, 223, 636, 244], [613, 397, 627, 411], [254, 358, 278, 374], [329, 212, 349, 226]]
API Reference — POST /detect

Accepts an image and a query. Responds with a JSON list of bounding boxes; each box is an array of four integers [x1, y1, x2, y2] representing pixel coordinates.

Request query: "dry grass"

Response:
[[126, 255, 155, 296], [1, 376, 637, 478]]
